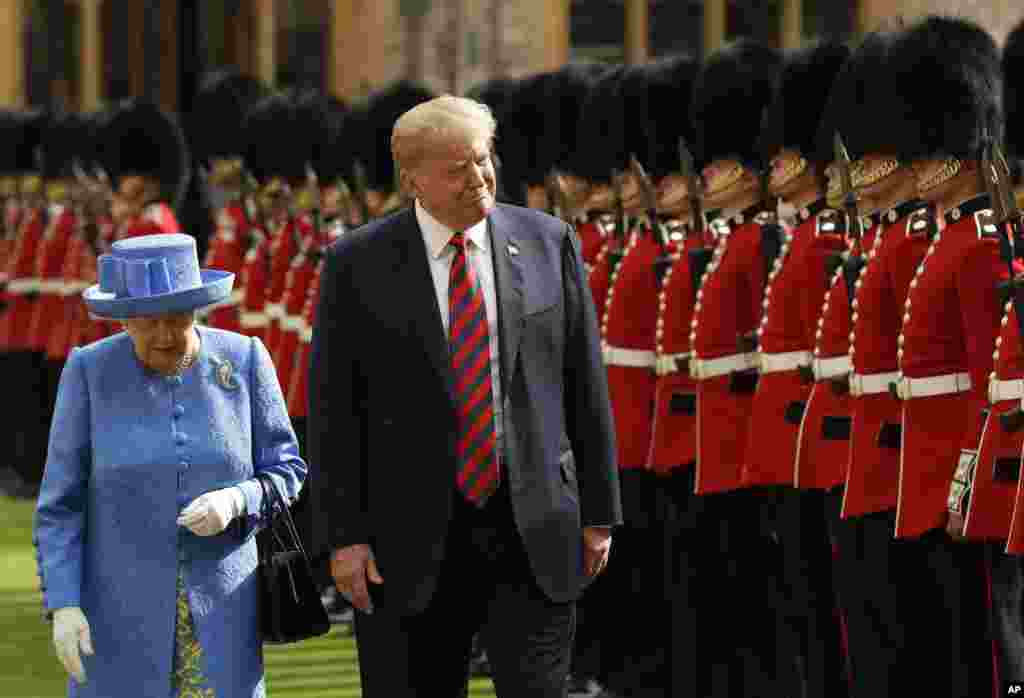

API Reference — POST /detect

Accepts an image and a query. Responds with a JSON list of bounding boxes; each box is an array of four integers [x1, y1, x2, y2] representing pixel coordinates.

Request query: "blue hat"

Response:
[[84, 234, 234, 319]]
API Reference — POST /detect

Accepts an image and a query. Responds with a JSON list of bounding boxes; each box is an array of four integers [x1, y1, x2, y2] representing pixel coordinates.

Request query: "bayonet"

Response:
[[833, 131, 861, 243], [612, 168, 627, 240], [629, 154, 669, 247], [678, 137, 704, 235]]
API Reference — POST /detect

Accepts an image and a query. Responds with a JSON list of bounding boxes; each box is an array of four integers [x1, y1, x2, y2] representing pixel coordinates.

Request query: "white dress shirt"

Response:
[[415, 200, 504, 450]]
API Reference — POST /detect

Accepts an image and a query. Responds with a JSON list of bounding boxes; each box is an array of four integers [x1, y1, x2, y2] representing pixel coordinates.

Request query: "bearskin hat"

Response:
[[40, 111, 88, 179], [495, 72, 555, 189], [100, 99, 190, 207], [540, 62, 608, 173], [292, 89, 354, 186], [242, 91, 306, 185], [188, 69, 268, 165], [635, 54, 700, 179], [814, 29, 904, 165], [1003, 19, 1024, 170], [691, 38, 782, 170], [568, 64, 629, 182], [759, 40, 851, 168], [356, 80, 436, 193], [889, 15, 1002, 162], [465, 76, 515, 114]]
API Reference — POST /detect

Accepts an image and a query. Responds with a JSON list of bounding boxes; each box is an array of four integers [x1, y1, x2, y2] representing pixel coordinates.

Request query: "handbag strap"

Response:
[[256, 474, 309, 560]]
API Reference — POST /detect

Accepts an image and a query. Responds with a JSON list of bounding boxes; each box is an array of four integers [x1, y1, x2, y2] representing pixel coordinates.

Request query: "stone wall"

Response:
[[859, 0, 1022, 44]]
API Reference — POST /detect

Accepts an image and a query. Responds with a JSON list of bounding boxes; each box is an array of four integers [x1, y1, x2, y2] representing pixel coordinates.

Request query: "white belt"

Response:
[[264, 302, 284, 319], [239, 311, 270, 328], [812, 355, 851, 381], [989, 377, 1024, 403], [849, 371, 900, 397], [602, 344, 657, 368], [58, 280, 87, 296], [690, 352, 758, 380], [655, 352, 691, 376], [302, 327, 313, 342], [6, 278, 40, 294], [37, 278, 64, 293], [894, 372, 971, 400], [759, 350, 812, 374], [280, 315, 305, 332]]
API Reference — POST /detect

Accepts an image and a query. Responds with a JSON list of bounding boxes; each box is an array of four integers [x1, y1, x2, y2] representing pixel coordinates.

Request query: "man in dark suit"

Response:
[[306, 95, 621, 698]]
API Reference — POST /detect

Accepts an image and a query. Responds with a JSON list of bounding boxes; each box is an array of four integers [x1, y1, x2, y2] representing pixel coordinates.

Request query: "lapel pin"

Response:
[[507, 242, 520, 256]]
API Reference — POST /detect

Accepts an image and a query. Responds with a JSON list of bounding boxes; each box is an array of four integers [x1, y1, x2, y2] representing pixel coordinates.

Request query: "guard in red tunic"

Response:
[[688, 39, 789, 698], [743, 41, 852, 698], [98, 99, 188, 240], [888, 17, 1006, 697], [1, 110, 49, 494], [813, 28, 934, 697], [189, 70, 267, 333]]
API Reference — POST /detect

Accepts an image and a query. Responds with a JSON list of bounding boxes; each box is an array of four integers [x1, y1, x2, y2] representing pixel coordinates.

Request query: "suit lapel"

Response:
[[488, 207, 524, 397], [393, 209, 454, 401]]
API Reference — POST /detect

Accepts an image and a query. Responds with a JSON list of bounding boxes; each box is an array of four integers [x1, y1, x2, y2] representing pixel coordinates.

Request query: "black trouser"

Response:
[[755, 485, 848, 698], [991, 548, 1024, 683], [9, 350, 48, 486], [598, 469, 671, 697], [697, 487, 796, 698], [899, 530, 995, 698], [835, 508, 918, 697], [353, 484, 574, 698]]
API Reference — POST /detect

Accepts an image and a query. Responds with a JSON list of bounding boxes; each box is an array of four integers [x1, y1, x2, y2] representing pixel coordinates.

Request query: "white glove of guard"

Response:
[[53, 606, 93, 684], [177, 486, 247, 536]]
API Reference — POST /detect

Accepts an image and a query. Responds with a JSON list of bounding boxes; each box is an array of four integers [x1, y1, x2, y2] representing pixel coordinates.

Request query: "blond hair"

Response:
[[391, 95, 497, 187]]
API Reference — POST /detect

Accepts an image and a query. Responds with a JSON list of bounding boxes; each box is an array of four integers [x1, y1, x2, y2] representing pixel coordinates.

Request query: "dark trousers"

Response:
[[353, 484, 574, 698], [898, 530, 995, 698], [599, 469, 670, 697], [758, 485, 848, 698], [697, 487, 796, 698], [992, 549, 1024, 683], [9, 350, 48, 485]]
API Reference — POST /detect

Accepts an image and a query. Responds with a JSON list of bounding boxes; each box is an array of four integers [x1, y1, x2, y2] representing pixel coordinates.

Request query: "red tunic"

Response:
[[896, 202, 1006, 538], [28, 206, 76, 352], [201, 203, 250, 333], [263, 216, 306, 361], [794, 224, 880, 490], [647, 228, 708, 474], [238, 228, 271, 342], [843, 207, 930, 518], [0, 207, 45, 351], [47, 232, 88, 359], [587, 239, 617, 318], [578, 218, 608, 271], [743, 206, 844, 487], [287, 264, 323, 418], [691, 212, 768, 494], [601, 226, 662, 471]]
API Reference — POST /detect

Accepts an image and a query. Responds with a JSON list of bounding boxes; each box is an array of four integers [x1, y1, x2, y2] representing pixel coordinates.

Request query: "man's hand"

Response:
[[583, 527, 612, 578], [53, 607, 93, 684], [946, 510, 968, 542], [331, 544, 384, 614]]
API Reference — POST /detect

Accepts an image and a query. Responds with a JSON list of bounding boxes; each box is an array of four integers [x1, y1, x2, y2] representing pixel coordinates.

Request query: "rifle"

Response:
[[834, 132, 866, 303], [629, 154, 675, 286], [679, 138, 704, 236]]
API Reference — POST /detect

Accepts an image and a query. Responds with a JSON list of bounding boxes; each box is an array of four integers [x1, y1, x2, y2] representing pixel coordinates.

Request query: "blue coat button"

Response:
[[179, 461, 189, 471], [175, 434, 187, 446], [173, 404, 185, 418]]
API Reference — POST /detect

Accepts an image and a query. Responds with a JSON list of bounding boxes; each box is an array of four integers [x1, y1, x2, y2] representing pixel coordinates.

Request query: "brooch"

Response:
[[209, 353, 239, 391]]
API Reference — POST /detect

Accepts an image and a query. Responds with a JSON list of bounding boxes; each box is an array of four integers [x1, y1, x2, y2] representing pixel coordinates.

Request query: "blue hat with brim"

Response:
[[83, 233, 234, 320]]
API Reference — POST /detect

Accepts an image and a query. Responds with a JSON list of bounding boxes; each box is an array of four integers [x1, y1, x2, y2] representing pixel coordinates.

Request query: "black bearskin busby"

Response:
[[40, 111, 87, 180], [11, 109, 49, 174], [242, 91, 307, 185], [889, 15, 1002, 162], [569, 64, 629, 183], [633, 54, 700, 179], [99, 99, 190, 208], [690, 38, 782, 170], [292, 89, 354, 187], [1003, 19, 1024, 179], [189, 69, 268, 166], [541, 62, 608, 175], [357, 80, 436, 193], [759, 40, 851, 168]]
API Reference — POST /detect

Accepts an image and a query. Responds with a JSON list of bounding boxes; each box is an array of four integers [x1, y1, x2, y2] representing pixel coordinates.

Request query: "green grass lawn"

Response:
[[0, 495, 496, 697]]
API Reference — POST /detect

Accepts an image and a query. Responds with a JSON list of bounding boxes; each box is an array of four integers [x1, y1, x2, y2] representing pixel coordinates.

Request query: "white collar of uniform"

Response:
[[415, 199, 489, 260]]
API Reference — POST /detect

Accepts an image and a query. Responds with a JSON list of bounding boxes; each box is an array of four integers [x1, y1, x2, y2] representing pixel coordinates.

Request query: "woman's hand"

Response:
[[177, 487, 246, 536], [53, 607, 93, 684]]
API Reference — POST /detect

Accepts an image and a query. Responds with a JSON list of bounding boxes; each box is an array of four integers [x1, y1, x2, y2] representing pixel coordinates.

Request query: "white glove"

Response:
[[177, 486, 246, 536], [53, 606, 93, 684]]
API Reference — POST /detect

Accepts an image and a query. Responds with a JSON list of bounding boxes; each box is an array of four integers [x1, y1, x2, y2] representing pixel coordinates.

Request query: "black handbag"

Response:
[[256, 475, 331, 644]]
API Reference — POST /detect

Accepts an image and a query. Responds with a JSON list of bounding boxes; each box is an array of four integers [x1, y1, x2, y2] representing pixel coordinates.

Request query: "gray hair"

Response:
[[391, 95, 497, 183]]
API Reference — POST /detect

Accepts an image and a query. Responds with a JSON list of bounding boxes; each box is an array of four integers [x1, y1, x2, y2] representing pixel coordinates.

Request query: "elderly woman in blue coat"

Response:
[[34, 233, 307, 697]]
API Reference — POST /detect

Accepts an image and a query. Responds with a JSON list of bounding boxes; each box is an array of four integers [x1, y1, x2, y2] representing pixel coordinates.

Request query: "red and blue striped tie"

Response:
[[448, 231, 500, 506]]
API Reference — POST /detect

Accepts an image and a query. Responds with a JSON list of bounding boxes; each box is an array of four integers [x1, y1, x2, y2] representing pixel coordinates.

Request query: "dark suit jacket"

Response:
[[306, 203, 621, 614]]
